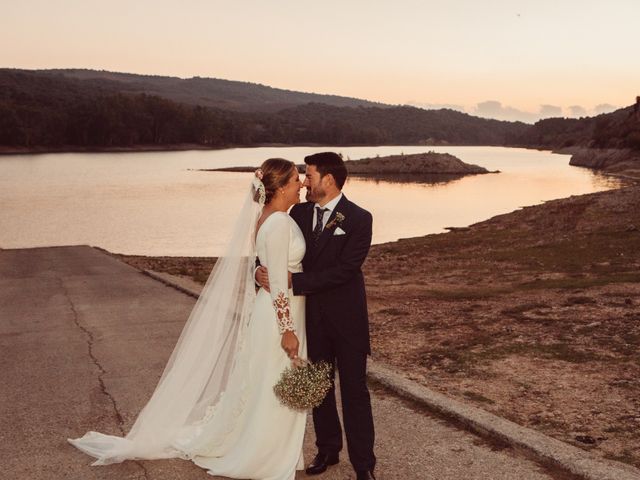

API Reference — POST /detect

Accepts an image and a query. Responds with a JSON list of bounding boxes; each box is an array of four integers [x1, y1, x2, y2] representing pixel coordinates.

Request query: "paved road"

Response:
[[0, 246, 558, 480]]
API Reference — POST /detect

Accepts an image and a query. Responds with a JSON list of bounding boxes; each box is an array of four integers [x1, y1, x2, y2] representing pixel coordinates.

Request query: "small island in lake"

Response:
[[343, 151, 492, 175], [204, 151, 494, 182]]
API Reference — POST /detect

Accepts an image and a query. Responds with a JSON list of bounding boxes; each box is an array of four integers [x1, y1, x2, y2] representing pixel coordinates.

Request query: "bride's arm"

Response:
[[264, 214, 299, 357], [264, 214, 294, 333]]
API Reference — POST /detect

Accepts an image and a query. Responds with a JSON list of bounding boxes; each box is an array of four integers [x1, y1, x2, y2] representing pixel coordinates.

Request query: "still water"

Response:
[[0, 146, 621, 256]]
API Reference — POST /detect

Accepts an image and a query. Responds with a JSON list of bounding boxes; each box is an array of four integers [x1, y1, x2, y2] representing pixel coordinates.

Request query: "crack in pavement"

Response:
[[58, 276, 151, 480], [58, 276, 125, 433]]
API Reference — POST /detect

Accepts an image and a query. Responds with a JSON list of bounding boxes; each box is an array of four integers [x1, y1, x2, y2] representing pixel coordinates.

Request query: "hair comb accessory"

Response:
[[252, 170, 266, 205]]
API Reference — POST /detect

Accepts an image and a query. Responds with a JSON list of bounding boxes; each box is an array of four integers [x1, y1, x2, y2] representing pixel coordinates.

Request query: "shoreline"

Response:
[[0, 142, 546, 156], [0, 143, 288, 156], [0, 142, 434, 156]]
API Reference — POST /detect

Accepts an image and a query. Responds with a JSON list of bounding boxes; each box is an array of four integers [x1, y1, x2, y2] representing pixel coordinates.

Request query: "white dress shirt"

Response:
[[313, 192, 343, 230]]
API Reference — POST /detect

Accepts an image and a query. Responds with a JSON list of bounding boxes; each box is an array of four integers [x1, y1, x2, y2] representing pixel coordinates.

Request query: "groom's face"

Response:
[[303, 165, 327, 203]]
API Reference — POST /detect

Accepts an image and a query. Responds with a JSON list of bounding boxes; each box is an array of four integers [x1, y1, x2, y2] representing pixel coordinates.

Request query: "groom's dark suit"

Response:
[[290, 194, 376, 472]]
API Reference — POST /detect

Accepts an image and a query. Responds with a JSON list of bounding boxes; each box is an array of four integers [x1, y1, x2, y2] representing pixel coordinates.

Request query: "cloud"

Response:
[[539, 104, 562, 117], [473, 101, 539, 123], [566, 104, 616, 118], [413, 100, 623, 123], [593, 103, 618, 115], [568, 105, 587, 117]]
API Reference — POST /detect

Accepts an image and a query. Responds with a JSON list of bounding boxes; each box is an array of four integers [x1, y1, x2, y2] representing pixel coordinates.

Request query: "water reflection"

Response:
[[350, 173, 469, 186], [0, 146, 625, 256]]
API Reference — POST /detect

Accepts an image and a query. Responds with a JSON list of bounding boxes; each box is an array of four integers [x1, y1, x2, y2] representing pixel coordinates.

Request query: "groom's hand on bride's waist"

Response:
[[256, 266, 270, 292], [255, 266, 292, 292]]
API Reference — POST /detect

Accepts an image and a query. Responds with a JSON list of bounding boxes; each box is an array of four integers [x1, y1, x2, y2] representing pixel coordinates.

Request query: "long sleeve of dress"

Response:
[[263, 213, 295, 334]]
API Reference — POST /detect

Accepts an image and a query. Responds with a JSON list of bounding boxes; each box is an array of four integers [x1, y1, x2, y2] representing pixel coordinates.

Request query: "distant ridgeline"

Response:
[[0, 69, 638, 151], [515, 97, 640, 151], [0, 69, 524, 148]]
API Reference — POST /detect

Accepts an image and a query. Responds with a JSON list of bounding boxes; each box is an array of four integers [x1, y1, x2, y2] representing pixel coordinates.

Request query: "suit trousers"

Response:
[[307, 315, 376, 472]]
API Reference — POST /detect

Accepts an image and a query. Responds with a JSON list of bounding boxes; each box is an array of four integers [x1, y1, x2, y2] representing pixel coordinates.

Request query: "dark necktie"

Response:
[[313, 207, 328, 243]]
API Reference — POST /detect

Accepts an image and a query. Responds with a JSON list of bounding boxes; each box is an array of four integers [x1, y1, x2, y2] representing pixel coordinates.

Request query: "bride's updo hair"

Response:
[[254, 158, 297, 204]]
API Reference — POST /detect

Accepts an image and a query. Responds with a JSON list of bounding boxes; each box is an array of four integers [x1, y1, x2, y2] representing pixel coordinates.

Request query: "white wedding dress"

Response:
[[175, 212, 307, 478], [69, 209, 307, 480]]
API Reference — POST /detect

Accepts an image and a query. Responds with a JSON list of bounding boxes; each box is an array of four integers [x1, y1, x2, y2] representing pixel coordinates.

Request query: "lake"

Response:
[[0, 146, 621, 256]]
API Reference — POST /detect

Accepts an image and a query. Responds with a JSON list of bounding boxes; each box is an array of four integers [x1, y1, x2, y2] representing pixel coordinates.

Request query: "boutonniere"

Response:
[[325, 212, 345, 230]]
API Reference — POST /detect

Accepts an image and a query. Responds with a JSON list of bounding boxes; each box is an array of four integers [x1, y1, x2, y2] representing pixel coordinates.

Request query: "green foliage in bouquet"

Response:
[[273, 359, 332, 411]]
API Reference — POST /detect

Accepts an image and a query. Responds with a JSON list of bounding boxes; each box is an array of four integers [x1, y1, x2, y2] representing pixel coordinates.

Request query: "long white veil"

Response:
[[69, 183, 262, 465]]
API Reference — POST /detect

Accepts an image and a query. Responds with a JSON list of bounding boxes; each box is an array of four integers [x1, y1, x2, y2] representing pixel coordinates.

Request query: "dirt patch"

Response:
[[114, 254, 217, 285], [116, 184, 640, 468]]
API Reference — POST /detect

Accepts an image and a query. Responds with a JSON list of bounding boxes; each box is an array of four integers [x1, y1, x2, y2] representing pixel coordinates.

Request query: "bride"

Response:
[[69, 158, 308, 480]]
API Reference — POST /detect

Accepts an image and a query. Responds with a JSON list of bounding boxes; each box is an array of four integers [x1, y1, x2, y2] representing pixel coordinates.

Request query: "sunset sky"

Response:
[[2, 0, 638, 122]]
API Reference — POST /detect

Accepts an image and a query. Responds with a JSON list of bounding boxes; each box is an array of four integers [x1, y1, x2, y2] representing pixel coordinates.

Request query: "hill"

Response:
[[1, 68, 636, 165], [28, 68, 388, 112], [274, 102, 526, 145], [516, 100, 640, 151], [0, 69, 528, 149]]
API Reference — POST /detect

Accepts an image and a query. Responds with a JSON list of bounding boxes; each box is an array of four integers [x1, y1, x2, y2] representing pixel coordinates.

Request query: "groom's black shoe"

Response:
[[356, 470, 376, 480], [305, 452, 339, 475]]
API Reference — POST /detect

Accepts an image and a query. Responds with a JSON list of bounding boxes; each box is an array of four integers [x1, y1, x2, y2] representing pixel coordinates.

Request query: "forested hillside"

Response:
[[0, 69, 528, 148], [1, 69, 637, 151], [24, 69, 387, 112], [516, 102, 640, 150]]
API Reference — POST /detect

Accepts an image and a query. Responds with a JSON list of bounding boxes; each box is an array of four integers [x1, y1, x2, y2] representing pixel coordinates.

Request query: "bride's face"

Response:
[[281, 167, 302, 206]]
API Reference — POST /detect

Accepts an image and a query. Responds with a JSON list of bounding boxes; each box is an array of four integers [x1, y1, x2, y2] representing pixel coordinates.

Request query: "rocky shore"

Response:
[[561, 147, 640, 179], [364, 183, 640, 469], [115, 181, 640, 469]]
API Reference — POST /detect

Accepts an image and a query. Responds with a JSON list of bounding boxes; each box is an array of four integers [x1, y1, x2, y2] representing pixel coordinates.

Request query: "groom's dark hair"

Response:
[[304, 152, 348, 189]]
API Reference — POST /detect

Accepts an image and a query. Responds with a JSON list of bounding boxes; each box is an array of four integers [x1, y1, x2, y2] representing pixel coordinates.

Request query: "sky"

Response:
[[2, 0, 639, 123]]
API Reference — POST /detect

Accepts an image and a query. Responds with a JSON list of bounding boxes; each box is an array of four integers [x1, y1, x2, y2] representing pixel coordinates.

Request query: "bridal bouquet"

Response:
[[274, 359, 332, 411]]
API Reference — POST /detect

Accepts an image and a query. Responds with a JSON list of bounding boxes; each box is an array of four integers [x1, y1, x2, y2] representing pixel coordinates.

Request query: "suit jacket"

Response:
[[290, 195, 373, 354]]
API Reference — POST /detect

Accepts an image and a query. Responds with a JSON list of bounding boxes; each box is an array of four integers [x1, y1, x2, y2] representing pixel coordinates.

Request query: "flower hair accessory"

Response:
[[252, 169, 266, 205]]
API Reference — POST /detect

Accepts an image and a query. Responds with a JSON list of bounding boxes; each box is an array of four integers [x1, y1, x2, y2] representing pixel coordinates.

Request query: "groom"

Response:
[[257, 152, 376, 480]]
